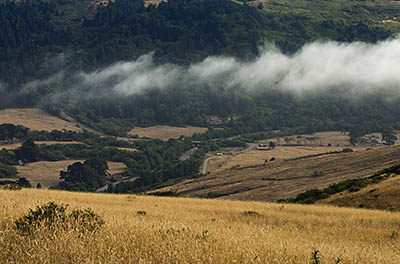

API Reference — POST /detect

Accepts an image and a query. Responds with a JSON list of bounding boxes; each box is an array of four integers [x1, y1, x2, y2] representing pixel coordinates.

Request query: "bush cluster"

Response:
[[14, 202, 104, 235]]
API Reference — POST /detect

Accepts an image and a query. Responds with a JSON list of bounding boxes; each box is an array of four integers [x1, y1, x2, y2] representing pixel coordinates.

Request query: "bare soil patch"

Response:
[[0, 108, 82, 132], [128, 125, 207, 140], [16, 160, 126, 188]]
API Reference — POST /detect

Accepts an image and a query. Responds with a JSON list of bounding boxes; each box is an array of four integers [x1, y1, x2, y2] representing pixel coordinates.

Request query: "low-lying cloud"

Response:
[[16, 37, 400, 106]]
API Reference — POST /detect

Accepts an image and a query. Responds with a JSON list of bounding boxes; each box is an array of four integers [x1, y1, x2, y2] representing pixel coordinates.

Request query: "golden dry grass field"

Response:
[[115, 147, 138, 152], [262, 131, 351, 147], [168, 145, 400, 202], [0, 108, 82, 132], [128, 125, 207, 140], [14, 160, 127, 188], [263, 131, 400, 147], [0, 189, 399, 263], [205, 145, 353, 174]]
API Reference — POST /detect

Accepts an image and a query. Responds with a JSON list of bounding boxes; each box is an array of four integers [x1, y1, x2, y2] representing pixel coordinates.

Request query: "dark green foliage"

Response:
[[147, 190, 180, 197], [14, 202, 68, 234], [0, 149, 17, 165], [0, 184, 21, 190], [0, 162, 17, 178], [16, 177, 31, 188], [0, 177, 31, 188], [0, 124, 29, 140], [136, 211, 147, 216], [58, 158, 108, 192], [14, 202, 104, 235], [15, 138, 41, 163]]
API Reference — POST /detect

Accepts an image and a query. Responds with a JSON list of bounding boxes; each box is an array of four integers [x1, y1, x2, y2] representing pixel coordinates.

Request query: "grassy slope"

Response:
[[318, 174, 400, 210], [0, 188, 399, 263], [168, 145, 400, 202]]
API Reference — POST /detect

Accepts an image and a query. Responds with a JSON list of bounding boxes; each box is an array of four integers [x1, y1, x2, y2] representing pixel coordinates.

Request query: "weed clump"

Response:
[[0, 184, 21, 190], [14, 201, 104, 235], [136, 210, 147, 216], [242, 211, 261, 217], [311, 250, 342, 264]]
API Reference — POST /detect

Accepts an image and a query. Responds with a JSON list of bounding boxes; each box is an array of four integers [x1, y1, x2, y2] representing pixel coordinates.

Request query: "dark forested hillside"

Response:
[[1, 0, 400, 138], [0, 0, 395, 83]]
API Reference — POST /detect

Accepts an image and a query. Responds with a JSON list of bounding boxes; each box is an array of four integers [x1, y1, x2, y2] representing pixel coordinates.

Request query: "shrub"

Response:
[[69, 208, 105, 232], [242, 211, 261, 217], [136, 210, 147, 216], [0, 184, 21, 190], [14, 201, 104, 235], [14, 202, 68, 234]]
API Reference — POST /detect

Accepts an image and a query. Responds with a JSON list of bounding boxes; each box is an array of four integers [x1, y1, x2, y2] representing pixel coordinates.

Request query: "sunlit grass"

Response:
[[1, 188, 399, 263]]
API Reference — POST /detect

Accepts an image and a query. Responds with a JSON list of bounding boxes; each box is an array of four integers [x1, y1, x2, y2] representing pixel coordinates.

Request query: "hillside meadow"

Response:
[[0, 109, 82, 132], [0, 189, 399, 263], [169, 145, 400, 202]]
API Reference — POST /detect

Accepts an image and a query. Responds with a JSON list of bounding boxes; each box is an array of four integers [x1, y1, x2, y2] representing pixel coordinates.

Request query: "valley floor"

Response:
[[0, 189, 399, 263]]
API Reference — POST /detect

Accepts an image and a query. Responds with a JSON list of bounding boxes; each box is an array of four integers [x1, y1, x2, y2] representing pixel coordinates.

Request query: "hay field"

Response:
[[128, 125, 207, 140], [0, 189, 399, 263], [16, 160, 127, 188], [263, 130, 400, 147], [319, 174, 400, 210], [0, 108, 82, 132], [262, 131, 350, 146], [169, 145, 400, 202], [206, 145, 348, 174]]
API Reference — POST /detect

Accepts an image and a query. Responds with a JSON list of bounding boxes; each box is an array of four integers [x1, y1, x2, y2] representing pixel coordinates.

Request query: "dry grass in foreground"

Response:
[[128, 125, 207, 140], [0, 108, 82, 132], [0, 188, 399, 263], [15, 160, 127, 188]]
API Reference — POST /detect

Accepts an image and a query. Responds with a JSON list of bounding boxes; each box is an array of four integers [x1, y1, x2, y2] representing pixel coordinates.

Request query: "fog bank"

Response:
[[17, 37, 400, 105]]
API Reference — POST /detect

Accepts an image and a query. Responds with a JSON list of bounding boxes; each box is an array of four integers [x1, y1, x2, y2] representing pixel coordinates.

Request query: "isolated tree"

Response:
[[15, 138, 41, 162], [59, 158, 108, 191], [269, 142, 276, 149], [16, 177, 31, 188]]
